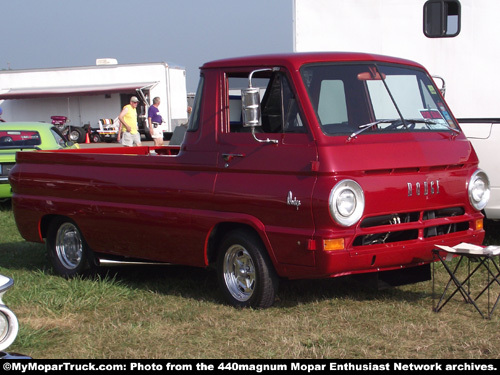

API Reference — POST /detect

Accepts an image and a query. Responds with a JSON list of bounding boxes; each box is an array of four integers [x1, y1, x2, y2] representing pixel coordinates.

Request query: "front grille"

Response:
[[353, 206, 468, 246]]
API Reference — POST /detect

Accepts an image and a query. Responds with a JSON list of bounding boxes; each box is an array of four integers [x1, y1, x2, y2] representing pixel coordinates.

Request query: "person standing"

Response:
[[117, 96, 141, 146], [0, 107, 5, 122], [148, 97, 164, 146]]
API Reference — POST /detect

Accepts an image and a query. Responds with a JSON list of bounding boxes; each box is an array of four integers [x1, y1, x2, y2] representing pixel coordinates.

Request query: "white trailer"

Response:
[[294, 0, 500, 219], [0, 60, 188, 142]]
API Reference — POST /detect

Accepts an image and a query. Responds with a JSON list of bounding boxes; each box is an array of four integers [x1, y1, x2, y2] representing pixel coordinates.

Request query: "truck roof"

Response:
[[202, 52, 424, 70]]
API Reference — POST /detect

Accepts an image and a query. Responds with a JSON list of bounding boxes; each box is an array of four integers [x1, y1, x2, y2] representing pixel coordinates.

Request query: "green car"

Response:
[[0, 122, 79, 201]]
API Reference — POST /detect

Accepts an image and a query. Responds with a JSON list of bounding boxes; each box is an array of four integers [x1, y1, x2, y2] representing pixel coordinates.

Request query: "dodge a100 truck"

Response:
[[9, 53, 490, 308]]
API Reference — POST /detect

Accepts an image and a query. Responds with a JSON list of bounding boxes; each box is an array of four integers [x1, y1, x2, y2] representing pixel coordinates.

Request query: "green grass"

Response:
[[1, 201, 500, 359]]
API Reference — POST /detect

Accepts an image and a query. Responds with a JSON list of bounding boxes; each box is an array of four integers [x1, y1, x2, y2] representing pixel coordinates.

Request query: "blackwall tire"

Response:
[[91, 133, 101, 143], [46, 218, 93, 278], [217, 229, 278, 308], [68, 127, 85, 143]]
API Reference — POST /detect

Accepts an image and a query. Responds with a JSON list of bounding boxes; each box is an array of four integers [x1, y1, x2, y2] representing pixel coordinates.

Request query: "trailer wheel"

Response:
[[46, 218, 94, 278], [217, 229, 278, 308]]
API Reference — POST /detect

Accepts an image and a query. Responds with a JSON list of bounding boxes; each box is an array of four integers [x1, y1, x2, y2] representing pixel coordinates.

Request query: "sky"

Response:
[[1, 0, 294, 92]]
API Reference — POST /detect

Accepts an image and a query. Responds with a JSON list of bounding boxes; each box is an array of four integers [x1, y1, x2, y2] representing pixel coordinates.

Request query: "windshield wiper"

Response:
[[389, 118, 461, 138], [346, 118, 461, 142], [346, 119, 398, 142], [419, 118, 461, 137]]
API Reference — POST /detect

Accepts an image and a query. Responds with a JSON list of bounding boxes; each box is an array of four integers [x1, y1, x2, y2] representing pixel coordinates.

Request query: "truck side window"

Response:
[[227, 73, 305, 134], [423, 0, 461, 38], [187, 76, 204, 132], [261, 73, 306, 134], [227, 76, 268, 133]]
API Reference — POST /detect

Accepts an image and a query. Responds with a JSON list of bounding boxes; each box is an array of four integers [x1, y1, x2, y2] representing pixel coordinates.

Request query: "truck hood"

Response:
[[319, 134, 476, 173]]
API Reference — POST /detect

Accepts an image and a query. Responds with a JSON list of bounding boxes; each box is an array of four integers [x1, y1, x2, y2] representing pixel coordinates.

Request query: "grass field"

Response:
[[1, 201, 499, 359]]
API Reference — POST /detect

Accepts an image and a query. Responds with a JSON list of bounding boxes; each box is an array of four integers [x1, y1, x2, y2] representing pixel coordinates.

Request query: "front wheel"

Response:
[[217, 229, 278, 308], [90, 133, 101, 143], [46, 218, 94, 278]]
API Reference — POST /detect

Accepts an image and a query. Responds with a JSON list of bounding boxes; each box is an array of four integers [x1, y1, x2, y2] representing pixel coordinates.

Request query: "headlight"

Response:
[[468, 169, 490, 211], [329, 179, 365, 227]]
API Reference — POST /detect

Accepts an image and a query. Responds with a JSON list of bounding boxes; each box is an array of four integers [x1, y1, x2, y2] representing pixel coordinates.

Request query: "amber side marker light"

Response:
[[324, 238, 345, 251], [475, 219, 484, 231]]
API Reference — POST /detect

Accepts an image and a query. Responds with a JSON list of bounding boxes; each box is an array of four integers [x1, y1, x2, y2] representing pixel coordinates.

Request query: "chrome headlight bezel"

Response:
[[329, 179, 365, 227], [468, 169, 490, 211]]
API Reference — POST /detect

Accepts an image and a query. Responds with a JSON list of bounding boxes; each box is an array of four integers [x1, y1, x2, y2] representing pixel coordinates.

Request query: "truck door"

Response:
[[215, 71, 318, 267]]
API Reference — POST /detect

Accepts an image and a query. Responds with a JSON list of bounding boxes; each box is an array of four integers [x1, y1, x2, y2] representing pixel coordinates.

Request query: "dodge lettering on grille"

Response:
[[407, 181, 439, 197]]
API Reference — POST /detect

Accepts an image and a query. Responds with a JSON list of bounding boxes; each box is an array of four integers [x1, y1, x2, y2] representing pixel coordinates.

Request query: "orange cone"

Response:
[[85, 132, 90, 144]]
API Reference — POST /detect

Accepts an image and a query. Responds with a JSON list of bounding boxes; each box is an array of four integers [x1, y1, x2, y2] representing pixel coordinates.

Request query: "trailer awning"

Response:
[[0, 82, 158, 100]]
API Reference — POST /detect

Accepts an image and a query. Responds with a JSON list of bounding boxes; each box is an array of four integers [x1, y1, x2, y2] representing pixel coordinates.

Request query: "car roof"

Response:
[[0, 122, 54, 131]]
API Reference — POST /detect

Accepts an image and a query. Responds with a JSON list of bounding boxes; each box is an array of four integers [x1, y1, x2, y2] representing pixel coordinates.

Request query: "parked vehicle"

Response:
[[50, 116, 87, 143], [0, 122, 78, 200], [93, 118, 120, 143], [0, 274, 30, 359], [9, 53, 489, 308]]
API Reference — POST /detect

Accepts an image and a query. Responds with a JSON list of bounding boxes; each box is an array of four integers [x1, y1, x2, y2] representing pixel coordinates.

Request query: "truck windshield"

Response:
[[300, 63, 459, 136]]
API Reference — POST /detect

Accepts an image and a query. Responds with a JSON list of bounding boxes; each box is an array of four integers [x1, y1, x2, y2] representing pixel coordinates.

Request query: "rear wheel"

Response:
[[68, 127, 85, 143], [217, 229, 278, 308], [46, 218, 94, 277]]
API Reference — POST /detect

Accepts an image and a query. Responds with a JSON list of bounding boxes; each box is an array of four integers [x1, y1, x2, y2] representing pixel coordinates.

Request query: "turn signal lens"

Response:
[[475, 219, 484, 231], [323, 238, 345, 251]]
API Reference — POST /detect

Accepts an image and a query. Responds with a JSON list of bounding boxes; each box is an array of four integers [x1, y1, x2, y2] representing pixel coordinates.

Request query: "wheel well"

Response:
[[207, 223, 266, 266], [40, 214, 67, 239]]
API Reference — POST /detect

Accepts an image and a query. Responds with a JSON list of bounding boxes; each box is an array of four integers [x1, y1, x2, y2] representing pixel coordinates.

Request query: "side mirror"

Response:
[[241, 68, 279, 144], [432, 75, 446, 97], [241, 87, 261, 128]]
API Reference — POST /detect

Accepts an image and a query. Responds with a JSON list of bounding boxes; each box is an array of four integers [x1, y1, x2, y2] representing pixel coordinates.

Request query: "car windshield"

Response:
[[50, 126, 68, 147], [0, 130, 41, 148], [300, 63, 459, 137]]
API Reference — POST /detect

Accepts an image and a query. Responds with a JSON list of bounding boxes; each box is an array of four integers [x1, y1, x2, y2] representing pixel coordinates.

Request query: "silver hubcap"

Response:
[[223, 245, 256, 302], [55, 223, 83, 270], [70, 131, 79, 141]]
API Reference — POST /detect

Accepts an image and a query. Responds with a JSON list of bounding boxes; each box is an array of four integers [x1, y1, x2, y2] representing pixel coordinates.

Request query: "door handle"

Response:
[[222, 153, 245, 162]]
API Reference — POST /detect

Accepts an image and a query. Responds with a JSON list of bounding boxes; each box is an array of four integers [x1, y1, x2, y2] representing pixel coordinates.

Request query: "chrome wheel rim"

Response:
[[55, 223, 83, 270], [69, 131, 80, 142], [223, 245, 256, 302]]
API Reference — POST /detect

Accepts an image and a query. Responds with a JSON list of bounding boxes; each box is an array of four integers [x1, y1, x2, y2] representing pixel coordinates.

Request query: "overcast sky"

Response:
[[1, 0, 293, 92]]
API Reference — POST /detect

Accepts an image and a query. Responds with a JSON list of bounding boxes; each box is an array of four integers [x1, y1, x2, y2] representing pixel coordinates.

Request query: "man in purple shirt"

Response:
[[148, 97, 164, 146]]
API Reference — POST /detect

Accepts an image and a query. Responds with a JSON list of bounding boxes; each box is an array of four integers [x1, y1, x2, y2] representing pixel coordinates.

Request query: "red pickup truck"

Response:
[[10, 52, 490, 308]]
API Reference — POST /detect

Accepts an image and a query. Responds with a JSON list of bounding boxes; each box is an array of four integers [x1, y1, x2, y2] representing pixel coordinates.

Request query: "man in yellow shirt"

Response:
[[117, 96, 142, 146]]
